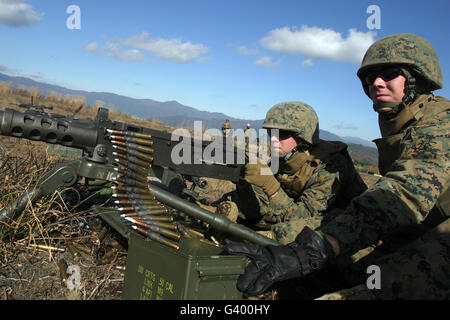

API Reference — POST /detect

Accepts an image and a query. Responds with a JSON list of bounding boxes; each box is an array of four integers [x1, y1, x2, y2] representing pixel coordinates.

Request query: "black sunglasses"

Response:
[[268, 129, 292, 140], [365, 67, 403, 85]]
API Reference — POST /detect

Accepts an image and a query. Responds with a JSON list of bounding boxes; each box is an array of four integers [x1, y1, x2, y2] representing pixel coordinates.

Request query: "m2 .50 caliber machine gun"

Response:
[[0, 103, 277, 300]]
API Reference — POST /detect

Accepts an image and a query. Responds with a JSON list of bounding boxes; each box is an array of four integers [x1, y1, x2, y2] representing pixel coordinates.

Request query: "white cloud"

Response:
[[236, 45, 259, 56], [0, 0, 44, 26], [105, 42, 145, 62], [254, 55, 280, 68], [83, 42, 100, 54], [121, 32, 208, 64], [301, 59, 314, 68], [333, 122, 359, 130], [0, 64, 19, 74], [0, 63, 46, 81], [260, 26, 376, 64]]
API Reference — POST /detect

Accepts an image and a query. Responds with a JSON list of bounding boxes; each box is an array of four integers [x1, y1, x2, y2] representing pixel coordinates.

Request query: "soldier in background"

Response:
[[244, 123, 251, 137], [244, 123, 252, 153], [221, 118, 231, 137], [219, 101, 367, 244], [225, 33, 449, 299]]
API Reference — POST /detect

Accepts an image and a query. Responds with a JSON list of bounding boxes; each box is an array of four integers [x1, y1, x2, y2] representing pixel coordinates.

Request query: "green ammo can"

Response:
[[124, 231, 246, 300], [97, 184, 277, 300], [97, 208, 248, 300]]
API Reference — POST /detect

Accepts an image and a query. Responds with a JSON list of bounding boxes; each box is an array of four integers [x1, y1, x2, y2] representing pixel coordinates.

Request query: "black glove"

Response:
[[224, 227, 332, 296]]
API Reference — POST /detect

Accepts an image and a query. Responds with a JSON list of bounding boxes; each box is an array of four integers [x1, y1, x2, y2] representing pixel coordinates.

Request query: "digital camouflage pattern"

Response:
[[235, 140, 367, 244], [357, 33, 443, 96], [371, 217, 449, 299], [321, 95, 449, 253], [319, 94, 449, 298], [262, 101, 320, 145], [318, 218, 449, 300], [315, 34, 450, 300]]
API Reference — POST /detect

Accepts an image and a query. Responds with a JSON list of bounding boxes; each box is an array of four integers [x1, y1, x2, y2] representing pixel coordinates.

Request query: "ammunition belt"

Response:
[[107, 129, 181, 250]]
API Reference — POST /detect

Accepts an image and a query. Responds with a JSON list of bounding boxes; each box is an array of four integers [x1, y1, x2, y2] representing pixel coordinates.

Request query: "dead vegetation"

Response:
[[0, 140, 127, 299], [0, 84, 155, 300]]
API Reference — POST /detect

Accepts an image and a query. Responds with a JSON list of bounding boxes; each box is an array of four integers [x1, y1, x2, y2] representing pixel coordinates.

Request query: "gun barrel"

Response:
[[0, 108, 99, 153], [148, 183, 278, 247]]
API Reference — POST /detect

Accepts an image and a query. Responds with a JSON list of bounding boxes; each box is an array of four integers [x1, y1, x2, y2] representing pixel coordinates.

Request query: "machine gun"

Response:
[[0, 103, 276, 300]]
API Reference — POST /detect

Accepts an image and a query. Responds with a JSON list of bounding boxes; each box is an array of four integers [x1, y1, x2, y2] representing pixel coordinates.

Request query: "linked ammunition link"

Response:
[[107, 129, 181, 250]]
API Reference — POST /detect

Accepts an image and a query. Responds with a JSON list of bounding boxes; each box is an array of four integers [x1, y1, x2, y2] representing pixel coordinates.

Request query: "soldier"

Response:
[[220, 101, 367, 244], [224, 33, 449, 299], [244, 123, 251, 141], [244, 123, 252, 153], [221, 118, 231, 137], [244, 123, 251, 135]]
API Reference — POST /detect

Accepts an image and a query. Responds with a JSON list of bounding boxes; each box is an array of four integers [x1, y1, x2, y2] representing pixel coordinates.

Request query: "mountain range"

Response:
[[0, 72, 378, 165]]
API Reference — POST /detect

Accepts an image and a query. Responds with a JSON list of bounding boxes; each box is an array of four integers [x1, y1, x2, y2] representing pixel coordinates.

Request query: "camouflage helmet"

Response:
[[357, 33, 443, 96], [263, 101, 319, 145]]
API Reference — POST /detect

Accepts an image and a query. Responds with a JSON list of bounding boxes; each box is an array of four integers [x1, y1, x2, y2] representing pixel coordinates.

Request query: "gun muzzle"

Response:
[[0, 108, 98, 152]]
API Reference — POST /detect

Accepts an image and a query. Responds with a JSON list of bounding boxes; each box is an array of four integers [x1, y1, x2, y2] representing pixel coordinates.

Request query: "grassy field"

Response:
[[0, 83, 380, 300]]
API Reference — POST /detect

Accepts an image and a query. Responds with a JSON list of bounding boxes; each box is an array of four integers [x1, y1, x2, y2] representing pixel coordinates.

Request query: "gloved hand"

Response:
[[244, 160, 280, 197], [224, 227, 332, 296]]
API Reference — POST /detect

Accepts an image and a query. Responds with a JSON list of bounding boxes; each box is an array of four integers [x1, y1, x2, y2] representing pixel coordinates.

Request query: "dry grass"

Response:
[[0, 84, 174, 299], [0, 129, 129, 299], [0, 81, 175, 133]]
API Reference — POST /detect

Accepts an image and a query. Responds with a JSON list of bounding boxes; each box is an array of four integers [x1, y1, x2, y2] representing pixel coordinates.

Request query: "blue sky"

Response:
[[0, 0, 449, 141]]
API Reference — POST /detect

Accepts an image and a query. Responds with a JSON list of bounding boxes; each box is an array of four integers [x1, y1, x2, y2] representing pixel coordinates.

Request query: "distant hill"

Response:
[[0, 72, 378, 165], [346, 143, 378, 166], [342, 136, 375, 148], [0, 72, 236, 120]]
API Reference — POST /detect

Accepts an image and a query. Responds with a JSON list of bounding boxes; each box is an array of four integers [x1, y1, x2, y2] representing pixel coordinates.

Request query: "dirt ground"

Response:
[[0, 183, 129, 300], [0, 227, 127, 300]]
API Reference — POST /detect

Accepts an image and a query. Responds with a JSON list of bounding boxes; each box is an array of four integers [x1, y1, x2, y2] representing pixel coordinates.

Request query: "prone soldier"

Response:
[[219, 102, 367, 244]]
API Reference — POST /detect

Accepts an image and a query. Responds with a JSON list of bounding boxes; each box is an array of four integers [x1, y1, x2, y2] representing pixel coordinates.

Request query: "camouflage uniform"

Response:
[[318, 34, 449, 299], [233, 102, 367, 244], [244, 124, 251, 151], [318, 217, 449, 300], [221, 119, 231, 136]]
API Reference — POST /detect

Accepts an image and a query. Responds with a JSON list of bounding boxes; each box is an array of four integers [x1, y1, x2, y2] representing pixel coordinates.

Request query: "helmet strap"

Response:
[[401, 67, 418, 106], [373, 101, 406, 120]]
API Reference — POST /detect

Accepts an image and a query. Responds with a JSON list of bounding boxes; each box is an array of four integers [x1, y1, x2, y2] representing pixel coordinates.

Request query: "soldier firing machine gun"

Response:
[[0, 102, 276, 299]]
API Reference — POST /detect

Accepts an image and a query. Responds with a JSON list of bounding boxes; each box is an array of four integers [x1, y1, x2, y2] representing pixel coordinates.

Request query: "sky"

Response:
[[0, 0, 449, 142]]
